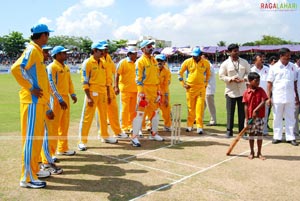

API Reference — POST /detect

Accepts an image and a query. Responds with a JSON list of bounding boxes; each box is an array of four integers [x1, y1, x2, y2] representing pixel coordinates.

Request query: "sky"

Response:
[[1, 0, 300, 47]]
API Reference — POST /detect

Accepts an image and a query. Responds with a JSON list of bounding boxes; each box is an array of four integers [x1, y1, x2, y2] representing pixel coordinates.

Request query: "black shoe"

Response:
[[226, 131, 233, 138], [272, 139, 282, 144], [287, 140, 299, 146], [206, 123, 217, 126]]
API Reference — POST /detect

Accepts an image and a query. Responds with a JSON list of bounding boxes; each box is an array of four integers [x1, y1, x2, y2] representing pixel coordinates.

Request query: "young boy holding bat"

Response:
[[242, 72, 268, 160]]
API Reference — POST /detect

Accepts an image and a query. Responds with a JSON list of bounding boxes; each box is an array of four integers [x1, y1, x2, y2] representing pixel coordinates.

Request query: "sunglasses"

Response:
[[146, 44, 153, 48]]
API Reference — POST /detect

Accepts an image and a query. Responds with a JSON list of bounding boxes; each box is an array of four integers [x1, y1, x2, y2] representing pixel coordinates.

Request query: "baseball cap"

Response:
[[140, 40, 155, 49], [31, 24, 54, 34], [99, 40, 108, 47], [91, 42, 106, 50], [51, 46, 69, 57], [155, 54, 166, 61], [127, 46, 138, 53], [191, 47, 201, 56], [42, 45, 53, 50]]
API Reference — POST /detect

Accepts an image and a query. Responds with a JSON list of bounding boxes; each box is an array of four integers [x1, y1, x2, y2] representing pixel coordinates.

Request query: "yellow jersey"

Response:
[[47, 60, 75, 102], [11, 41, 50, 104], [116, 57, 137, 93], [81, 55, 107, 93]]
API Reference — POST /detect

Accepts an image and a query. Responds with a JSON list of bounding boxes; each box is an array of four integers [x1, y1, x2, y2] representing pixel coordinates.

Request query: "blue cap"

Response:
[[155, 54, 166, 61], [99, 40, 108, 47], [127, 46, 138, 53], [191, 47, 201, 56], [31, 24, 54, 34], [140, 40, 155, 49], [42, 45, 53, 50], [91, 42, 106, 50], [51, 46, 69, 57]]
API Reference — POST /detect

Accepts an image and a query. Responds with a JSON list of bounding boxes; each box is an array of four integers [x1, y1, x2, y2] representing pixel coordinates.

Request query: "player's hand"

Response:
[[87, 97, 94, 107], [164, 98, 169, 107], [31, 88, 43, 98], [155, 91, 162, 103], [59, 101, 68, 110], [46, 110, 55, 120], [114, 86, 120, 95], [184, 84, 190, 89], [71, 96, 77, 104], [266, 99, 272, 107]]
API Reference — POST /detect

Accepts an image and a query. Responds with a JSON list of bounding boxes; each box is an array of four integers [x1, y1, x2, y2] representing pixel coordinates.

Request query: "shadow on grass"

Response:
[[46, 174, 169, 200]]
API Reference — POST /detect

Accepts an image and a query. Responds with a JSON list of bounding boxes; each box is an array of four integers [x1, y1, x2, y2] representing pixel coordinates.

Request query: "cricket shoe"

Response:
[[41, 163, 63, 175], [78, 143, 87, 151], [116, 132, 128, 139], [149, 133, 164, 141], [197, 128, 203, 134], [131, 137, 141, 147], [57, 150, 76, 156], [20, 180, 46, 189]]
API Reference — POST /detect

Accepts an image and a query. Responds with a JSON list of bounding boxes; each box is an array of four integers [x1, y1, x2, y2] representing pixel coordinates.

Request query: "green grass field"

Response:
[[0, 73, 228, 133], [2, 73, 300, 201]]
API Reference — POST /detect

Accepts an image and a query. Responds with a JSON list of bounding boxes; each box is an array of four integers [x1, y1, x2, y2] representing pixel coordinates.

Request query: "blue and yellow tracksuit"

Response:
[[159, 66, 172, 127], [45, 60, 76, 156], [116, 57, 138, 131], [100, 54, 123, 135], [136, 54, 160, 121], [11, 41, 50, 183], [79, 55, 109, 144], [178, 58, 210, 128]]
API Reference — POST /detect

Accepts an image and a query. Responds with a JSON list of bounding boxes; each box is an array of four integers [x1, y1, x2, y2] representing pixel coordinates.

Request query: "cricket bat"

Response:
[[226, 118, 253, 156]]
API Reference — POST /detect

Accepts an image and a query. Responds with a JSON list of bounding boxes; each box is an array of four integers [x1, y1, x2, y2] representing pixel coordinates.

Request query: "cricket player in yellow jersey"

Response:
[[46, 46, 77, 157], [115, 46, 138, 132], [178, 47, 210, 134], [131, 40, 164, 147], [78, 42, 117, 151], [97, 40, 128, 139], [155, 54, 172, 131], [11, 24, 53, 189], [39, 45, 63, 176]]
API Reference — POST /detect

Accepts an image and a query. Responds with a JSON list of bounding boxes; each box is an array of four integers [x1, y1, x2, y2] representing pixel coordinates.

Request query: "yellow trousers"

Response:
[[120, 91, 137, 131], [107, 88, 122, 134], [20, 103, 46, 182], [41, 116, 56, 164], [186, 87, 206, 128], [143, 85, 159, 122], [160, 95, 171, 127], [79, 92, 108, 144]]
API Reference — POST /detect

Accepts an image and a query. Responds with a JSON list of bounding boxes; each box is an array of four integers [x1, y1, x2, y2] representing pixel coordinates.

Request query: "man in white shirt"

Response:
[[219, 44, 250, 138], [267, 48, 299, 146], [251, 53, 269, 135]]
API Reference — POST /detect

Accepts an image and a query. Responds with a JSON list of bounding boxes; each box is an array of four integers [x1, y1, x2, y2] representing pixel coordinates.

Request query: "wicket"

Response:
[[171, 104, 181, 145]]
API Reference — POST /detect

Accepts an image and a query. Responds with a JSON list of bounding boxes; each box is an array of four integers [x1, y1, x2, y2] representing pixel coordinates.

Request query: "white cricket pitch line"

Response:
[[86, 149, 185, 177], [129, 141, 272, 201]]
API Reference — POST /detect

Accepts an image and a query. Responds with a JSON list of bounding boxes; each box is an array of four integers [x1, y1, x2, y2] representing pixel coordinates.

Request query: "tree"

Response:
[[48, 35, 92, 53], [242, 35, 297, 46], [107, 39, 128, 54], [2, 32, 28, 58], [217, 41, 226, 47]]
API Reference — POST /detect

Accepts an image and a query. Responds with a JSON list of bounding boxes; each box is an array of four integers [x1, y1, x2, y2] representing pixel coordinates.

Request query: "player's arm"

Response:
[[47, 64, 67, 110], [178, 60, 189, 88]]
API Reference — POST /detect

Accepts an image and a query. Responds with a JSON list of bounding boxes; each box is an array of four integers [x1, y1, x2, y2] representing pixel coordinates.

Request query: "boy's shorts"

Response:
[[248, 118, 264, 134]]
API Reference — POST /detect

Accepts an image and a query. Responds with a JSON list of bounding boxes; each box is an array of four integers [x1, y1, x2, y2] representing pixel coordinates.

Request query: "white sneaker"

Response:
[[57, 150, 76, 156], [104, 137, 118, 144], [197, 128, 203, 134], [186, 127, 192, 132], [149, 133, 164, 141], [131, 137, 141, 147], [138, 130, 144, 138], [78, 143, 87, 151], [116, 132, 128, 139]]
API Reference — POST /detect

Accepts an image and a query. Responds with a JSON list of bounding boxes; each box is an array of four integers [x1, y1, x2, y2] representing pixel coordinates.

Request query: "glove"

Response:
[[138, 92, 148, 108], [155, 91, 162, 103]]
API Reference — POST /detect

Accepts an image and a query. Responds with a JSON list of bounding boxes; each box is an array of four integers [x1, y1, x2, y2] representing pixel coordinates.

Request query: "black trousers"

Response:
[[226, 95, 245, 134]]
